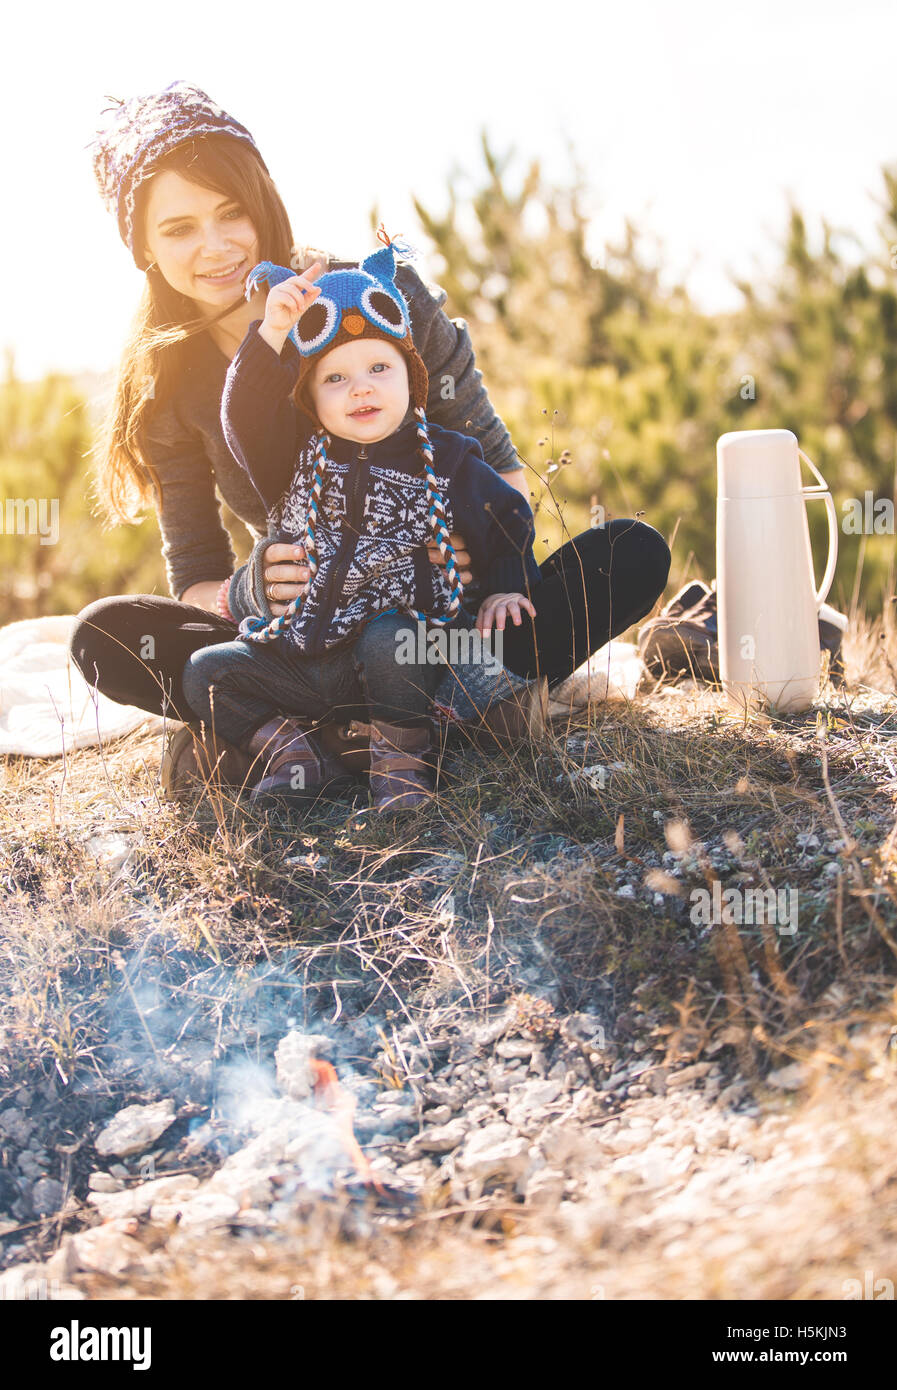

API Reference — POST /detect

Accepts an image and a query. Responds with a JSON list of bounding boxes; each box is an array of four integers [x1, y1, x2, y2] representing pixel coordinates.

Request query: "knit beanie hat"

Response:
[[88, 80, 270, 270], [245, 227, 429, 426]]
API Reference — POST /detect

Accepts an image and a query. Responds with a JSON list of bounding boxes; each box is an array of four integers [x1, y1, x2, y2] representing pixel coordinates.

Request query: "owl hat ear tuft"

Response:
[[360, 245, 398, 285]]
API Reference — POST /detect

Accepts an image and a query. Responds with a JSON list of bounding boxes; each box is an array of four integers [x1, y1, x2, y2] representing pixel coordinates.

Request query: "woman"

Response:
[[72, 81, 671, 793]]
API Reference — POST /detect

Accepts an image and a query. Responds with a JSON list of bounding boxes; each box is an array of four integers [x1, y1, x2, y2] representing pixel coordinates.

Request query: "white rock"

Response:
[[175, 1191, 241, 1229], [71, 1223, 146, 1277], [88, 1173, 200, 1221], [603, 1128, 646, 1155], [506, 1079, 562, 1126], [86, 833, 134, 874], [495, 1039, 537, 1060], [456, 1123, 532, 1184], [539, 1120, 588, 1166], [275, 1031, 330, 1101], [415, 1119, 467, 1154], [471, 1009, 515, 1047], [94, 1100, 176, 1158], [523, 1167, 567, 1207], [88, 1172, 123, 1193]]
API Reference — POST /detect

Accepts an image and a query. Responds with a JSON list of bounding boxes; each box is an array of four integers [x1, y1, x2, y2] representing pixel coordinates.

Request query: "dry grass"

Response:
[[1, 610, 897, 1297]]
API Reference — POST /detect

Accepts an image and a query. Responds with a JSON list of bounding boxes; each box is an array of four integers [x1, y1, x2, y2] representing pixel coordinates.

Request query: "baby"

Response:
[[181, 232, 541, 812]]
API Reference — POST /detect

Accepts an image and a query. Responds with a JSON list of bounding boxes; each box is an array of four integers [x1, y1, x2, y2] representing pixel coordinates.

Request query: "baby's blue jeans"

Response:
[[181, 611, 453, 745]]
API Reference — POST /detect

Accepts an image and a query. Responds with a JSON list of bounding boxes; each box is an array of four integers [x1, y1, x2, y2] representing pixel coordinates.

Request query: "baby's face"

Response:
[[310, 338, 410, 443]]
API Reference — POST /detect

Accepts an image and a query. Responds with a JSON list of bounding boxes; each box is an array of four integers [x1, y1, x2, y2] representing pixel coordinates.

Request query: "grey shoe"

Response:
[[245, 716, 357, 804], [367, 719, 437, 812]]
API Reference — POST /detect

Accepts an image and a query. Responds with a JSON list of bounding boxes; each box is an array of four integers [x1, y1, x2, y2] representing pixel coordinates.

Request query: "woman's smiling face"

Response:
[[141, 169, 260, 310]]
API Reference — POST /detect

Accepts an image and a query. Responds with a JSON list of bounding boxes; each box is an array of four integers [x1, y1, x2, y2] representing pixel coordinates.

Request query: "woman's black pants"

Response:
[[69, 520, 671, 724]]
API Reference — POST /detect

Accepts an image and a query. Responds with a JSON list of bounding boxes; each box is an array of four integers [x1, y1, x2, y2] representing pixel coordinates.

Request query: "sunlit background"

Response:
[[3, 0, 895, 379], [1, 0, 896, 621]]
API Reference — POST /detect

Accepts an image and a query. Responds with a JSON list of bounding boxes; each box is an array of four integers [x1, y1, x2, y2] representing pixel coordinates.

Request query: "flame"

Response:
[[310, 1058, 384, 1194]]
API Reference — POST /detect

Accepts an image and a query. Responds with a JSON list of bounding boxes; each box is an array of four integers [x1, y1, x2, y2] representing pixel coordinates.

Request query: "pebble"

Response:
[[421, 1082, 462, 1108], [88, 1174, 201, 1221], [275, 1031, 331, 1100], [356, 1105, 416, 1136], [506, 1079, 563, 1127], [176, 1191, 241, 1230], [30, 1178, 65, 1215], [95, 1100, 177, 1158], [455, 1123, 532, 1186], [529, 1049, 549, 1078], [70, 1220, 147, 1277], [666, 1063, 713, 1089], [0, 1108, 35, 1146], [414, 1119, 467, 1155], [88, 1172, 125, 1193], [495, 1039, 536, 1060], [523, 1167, 567, 1207], [18, 1152, 44, 1180]]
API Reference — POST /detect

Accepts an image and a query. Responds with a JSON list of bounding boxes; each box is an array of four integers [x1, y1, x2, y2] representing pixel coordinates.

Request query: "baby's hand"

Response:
[[262, 262, 324, 336], [476, 592, 537, 635]]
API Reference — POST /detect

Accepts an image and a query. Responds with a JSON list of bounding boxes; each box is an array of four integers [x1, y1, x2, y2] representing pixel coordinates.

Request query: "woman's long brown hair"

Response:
[[90, 134, 297, 526]]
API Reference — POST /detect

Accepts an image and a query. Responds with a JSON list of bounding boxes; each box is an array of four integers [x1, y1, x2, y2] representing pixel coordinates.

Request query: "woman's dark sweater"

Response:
[[142, 258, 520, 606]]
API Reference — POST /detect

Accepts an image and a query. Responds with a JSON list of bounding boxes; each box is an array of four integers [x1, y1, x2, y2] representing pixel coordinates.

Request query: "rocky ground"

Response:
[[2, 673, 897, 1300]]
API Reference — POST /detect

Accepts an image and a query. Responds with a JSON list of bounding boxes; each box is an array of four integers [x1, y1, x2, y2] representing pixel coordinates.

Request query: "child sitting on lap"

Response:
[[180, 231, 540, 813]]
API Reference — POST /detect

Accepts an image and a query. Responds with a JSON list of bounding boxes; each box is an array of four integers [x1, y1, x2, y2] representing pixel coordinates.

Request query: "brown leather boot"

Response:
[[245, 716, 357, 804], [160, 722, 256, 799], [367, 718, 437, 812], [467, 675, 549, 750]]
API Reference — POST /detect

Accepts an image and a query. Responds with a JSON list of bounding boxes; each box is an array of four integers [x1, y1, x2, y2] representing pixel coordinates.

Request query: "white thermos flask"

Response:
[[716, 429, 839, 714]]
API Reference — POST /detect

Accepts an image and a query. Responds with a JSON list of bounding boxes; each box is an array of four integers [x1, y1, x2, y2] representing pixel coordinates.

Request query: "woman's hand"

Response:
[[476, 592, 537, 636], [263, 542, 312, 616], [427, 532, 473, 585], [258, 262, 323, 352]]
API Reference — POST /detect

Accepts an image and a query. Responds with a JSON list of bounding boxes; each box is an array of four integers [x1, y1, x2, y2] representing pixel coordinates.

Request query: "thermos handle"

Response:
[[798, 448, 838, 607]]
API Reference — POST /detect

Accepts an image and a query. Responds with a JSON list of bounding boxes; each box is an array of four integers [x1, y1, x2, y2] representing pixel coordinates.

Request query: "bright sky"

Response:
[[3, 0, 895, 379]]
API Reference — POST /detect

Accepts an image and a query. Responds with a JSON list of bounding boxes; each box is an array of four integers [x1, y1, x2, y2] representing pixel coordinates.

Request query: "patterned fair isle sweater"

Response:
[[221, 321, 542, 655]]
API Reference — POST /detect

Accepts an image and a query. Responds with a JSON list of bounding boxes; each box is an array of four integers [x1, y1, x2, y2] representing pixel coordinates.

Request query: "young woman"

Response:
[[72, 81, 671, 792]]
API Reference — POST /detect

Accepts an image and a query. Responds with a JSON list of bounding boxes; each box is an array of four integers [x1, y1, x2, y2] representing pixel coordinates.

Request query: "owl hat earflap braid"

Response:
[[238, 226, 464, 645]]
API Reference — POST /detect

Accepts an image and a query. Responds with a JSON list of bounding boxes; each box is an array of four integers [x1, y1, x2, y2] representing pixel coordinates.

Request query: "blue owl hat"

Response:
[[244, 225, 429, 426], [238, 229, 466, 647]]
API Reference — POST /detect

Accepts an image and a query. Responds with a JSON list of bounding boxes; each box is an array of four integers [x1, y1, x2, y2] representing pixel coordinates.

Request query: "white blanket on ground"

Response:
[[0, 616, 647, 760], [0, 616, 166, 759], [546, 640, 646, 716]]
